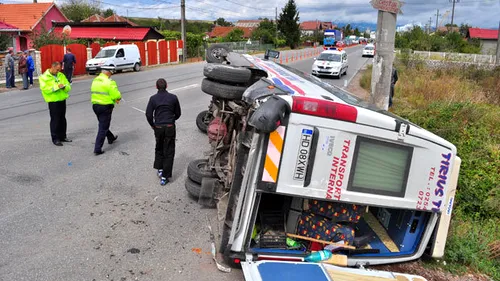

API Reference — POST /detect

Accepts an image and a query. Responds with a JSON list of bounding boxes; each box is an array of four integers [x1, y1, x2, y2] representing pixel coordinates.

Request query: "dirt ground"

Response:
[[345, 68, 494, 281]]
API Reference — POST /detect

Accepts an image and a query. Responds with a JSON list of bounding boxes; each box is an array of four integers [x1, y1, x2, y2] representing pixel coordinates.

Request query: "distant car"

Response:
[[336, 41, 346, 47], [362, 44, 376, 57], [312, 49, 348, 78]]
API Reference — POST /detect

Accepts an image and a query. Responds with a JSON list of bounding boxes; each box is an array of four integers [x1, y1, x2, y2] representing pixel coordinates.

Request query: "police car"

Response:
[[311, 48, 348, 78], [362, 44, 376, 57]]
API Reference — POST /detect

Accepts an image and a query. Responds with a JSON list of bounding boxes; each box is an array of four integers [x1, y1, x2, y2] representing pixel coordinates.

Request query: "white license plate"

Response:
[[293, 129, 313, 181], [88, 67, 96, 70]]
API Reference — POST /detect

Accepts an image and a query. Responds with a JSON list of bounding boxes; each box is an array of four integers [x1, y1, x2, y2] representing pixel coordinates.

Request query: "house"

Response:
[[207, 26, 253, 39], [235, 20, 262, 28], [82, 14, 138, 26], [82, 14, 106, 23], [300, 20, 335, 36], [0, 21, 21, 51], [467, 28, 499, 55], [0, 3, 69, 51], [51, 22, 164, 42]]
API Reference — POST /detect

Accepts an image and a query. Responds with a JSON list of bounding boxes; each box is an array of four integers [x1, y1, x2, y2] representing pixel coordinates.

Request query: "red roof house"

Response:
[[103, 14, 138, 26], [208, 26, 253, 39], [300, 20, 335, 36], [467, 28, 499, 55], [51, 22, 164, 42], [0, 3, 69, 51], [235, 20, 262, 28], [82, 14, 106, 23]]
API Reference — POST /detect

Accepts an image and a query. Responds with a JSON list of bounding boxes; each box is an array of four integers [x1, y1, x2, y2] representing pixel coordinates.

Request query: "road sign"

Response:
[[370, 0, 404, 14]]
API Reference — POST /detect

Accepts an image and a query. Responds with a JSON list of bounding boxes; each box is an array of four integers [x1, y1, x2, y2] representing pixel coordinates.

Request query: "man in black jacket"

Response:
[[146, 79, 181, 185], [389, 65, 398, 108]]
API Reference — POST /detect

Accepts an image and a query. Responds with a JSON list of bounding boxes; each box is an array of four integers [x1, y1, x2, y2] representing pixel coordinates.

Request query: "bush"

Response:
[[359, 64, 372, 91]]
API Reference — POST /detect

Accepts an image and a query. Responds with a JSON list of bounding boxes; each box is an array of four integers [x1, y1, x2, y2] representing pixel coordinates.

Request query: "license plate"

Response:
[[293, 129, 313, 181], [319, 70, 330, 73], [88, 67, 96, 70]]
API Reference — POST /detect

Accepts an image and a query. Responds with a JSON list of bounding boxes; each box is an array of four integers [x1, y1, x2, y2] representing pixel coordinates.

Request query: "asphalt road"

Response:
[[0, 45, 367, 281]]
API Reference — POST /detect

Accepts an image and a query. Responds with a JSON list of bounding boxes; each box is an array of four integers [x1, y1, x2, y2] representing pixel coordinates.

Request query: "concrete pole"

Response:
[[496, 21, 500, 65], [180, 0, 187, 63], [435, 9, 440, 32], [370, 10, 397, 110]]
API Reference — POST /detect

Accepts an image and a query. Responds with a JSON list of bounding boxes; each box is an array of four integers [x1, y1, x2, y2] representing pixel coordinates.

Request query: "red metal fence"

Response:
[[147, 41, 158, 65], [158, 40, 169, 64], [90, 42, 100, 58], [40, 44, 64, 73], [169, 40, 177, 63], [134, 42, 146, 66]]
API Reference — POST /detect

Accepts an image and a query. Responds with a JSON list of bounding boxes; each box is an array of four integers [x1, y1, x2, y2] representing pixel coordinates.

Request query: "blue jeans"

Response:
[[27, 69, 34, 85], [5, 68, 14, 88]]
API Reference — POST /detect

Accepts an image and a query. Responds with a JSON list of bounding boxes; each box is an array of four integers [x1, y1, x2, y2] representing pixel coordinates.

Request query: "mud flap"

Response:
[[248, 96, 290, 133], [199, 177, 219, 208]]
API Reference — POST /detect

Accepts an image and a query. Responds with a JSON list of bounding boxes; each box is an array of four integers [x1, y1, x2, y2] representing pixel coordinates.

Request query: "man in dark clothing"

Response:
[[4, 49, 15, 88], [62, 48, 76, 83], [145, 79, 181, 186], [389, 66, 398, 108]]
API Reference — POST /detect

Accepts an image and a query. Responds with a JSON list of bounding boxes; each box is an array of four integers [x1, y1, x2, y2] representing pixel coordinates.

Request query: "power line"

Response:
[[223, 0, 274, 11]]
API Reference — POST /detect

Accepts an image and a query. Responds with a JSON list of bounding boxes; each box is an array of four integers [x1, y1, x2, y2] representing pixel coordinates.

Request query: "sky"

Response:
[[2, 0, 500, 28]]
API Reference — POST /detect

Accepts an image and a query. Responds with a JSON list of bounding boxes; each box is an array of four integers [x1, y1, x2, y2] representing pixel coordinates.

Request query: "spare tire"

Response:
[[196, 110, 212, 133], [187, 159, 217, 184], [201, 78, 246, 100], [206, 44, 230, 63], [204, 64, 252, 84], [185, 177, 201, 199]]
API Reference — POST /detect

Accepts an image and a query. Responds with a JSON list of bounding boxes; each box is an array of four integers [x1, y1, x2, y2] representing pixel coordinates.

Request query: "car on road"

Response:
[[335, 41, 346, 48], [187, 45, 459, 280], [86, 44, 142, 75], [311, 49, 348, 78], [362, 44, 376, 57]]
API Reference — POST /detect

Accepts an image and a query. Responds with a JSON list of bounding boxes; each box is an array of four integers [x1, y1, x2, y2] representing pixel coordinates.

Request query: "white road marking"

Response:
[[125, 83, 199, 103], [131, 106, 145, 113]]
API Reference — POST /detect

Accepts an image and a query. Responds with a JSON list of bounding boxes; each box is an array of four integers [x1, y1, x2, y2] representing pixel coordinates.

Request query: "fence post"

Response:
[[86, 48, 92, 63], [474, 54, 476, 63], [157, 40, 161, 65], [145, 41, 149, 66], [34, 50, 42, 77]]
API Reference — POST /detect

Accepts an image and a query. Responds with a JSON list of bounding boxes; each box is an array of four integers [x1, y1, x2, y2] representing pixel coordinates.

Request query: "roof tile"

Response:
[[52, 26, 150, 41], [0, 3, 54, 31], [469, 28, 498, 40]]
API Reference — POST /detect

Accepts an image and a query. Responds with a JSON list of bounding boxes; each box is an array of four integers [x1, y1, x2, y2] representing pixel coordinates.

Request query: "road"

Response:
[[0, 45, 367, 281]]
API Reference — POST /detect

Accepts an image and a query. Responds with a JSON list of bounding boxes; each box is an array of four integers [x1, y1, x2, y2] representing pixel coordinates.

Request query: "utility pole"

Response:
[[180, 0, 186, 63], [435, 9, 441, 32], [370, 0, 403, 110], [428, 17, 433, 34], [450, 0, 459, 31], [496, 21, 500, 65], [275, 7, 278, 47]]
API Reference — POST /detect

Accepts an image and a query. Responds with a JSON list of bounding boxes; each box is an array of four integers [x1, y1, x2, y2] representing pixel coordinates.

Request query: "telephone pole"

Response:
[[275, 7, 278, 47], [180, 0, 186, 62], [450, 0, 459, 31], [427, 17, 433, 34], [435, 9, 441, 32]]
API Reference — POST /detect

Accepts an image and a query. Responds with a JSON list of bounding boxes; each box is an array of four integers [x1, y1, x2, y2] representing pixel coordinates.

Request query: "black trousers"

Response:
[[63, 68, 73, 83], [48, 100, 67, 143], [154, 125, 176, 178], [93, 104, 115, 153]]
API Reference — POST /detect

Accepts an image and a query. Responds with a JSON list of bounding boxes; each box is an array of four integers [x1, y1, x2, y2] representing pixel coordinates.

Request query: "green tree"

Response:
[[354, 27, 361, 37], [277, 0, 301, 49], [215, 17, 232, 27], [343, 24, 352, 36], [0, 34, 11, 50], [459, 23, 471, 37], [224, 28, 244, 42], [251, 18, 276, 44], [102, 8, 115, 18], [60, 0, 101, 22]]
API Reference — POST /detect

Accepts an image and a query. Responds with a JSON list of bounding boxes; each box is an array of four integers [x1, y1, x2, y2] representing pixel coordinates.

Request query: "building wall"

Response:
[[481, 39, 497, 55], [26, 6, 68, 49]]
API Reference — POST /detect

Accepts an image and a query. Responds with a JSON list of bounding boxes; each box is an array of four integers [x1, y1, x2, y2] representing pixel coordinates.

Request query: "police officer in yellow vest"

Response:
[[39, 61, 72, 146], [90, 67, 121, 155]]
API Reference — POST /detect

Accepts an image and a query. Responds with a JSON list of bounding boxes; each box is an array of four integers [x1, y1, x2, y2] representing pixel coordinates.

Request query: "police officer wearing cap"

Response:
[[90, 66, 121, 155]]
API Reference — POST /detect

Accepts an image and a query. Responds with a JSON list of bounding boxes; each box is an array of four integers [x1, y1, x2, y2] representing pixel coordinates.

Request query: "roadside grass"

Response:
[[359, 62, 500, 280]]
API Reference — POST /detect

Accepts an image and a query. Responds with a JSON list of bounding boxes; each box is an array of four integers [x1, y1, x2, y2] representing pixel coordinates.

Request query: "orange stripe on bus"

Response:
[[264, 155, 279, 182]]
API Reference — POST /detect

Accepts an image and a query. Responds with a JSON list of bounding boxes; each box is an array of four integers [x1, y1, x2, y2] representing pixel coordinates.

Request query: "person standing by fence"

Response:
[[4, 49, 15, 88], [62, 48, 76, 84], [18, 51, 28, 90], [26, 50, 35, 88]]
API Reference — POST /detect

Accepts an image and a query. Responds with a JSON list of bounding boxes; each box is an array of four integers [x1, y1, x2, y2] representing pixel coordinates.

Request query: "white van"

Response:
[[187, 48, 461, 280], [312, 49, 348, 78], [86, 44, 142, 74]]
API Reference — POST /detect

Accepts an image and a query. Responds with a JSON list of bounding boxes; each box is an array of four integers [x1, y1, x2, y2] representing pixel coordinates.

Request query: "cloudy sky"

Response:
[[4, 0, 500, 28]]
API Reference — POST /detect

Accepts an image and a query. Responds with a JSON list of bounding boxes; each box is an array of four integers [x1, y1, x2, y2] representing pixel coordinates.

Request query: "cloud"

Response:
[[3, 0, 499, 28]]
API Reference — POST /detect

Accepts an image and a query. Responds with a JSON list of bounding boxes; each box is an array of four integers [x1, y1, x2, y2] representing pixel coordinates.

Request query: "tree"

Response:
[[343, 24, 352, 36], [0, 34, 11, 50], [459, 23, 471, 37], [102, 8, 115, 18], [214, 17, 232, 27], [224, 28, 244, 42], [251, 18, 276, 44], [60, 0, 101, 22], [277, 0, 301, 49], [354, 27, 361, 37]]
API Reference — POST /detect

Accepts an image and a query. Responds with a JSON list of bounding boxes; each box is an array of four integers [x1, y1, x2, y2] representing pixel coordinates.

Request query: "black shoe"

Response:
[[94, 151, 105, 156], [53, 141, 63, 146], [108, 135, 118, 144], [353, 234, 374, 248], [61, 138, 72, 142]]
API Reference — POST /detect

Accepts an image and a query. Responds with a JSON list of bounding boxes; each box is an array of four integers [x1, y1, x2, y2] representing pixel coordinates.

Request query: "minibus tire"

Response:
[[206, 44, 230, 63], [196, 110, 211, 134], [184, 177, 201, 199], [203, 64, 251, 84], [187, 159, 217, 184], [201, 78, 246, 100]]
